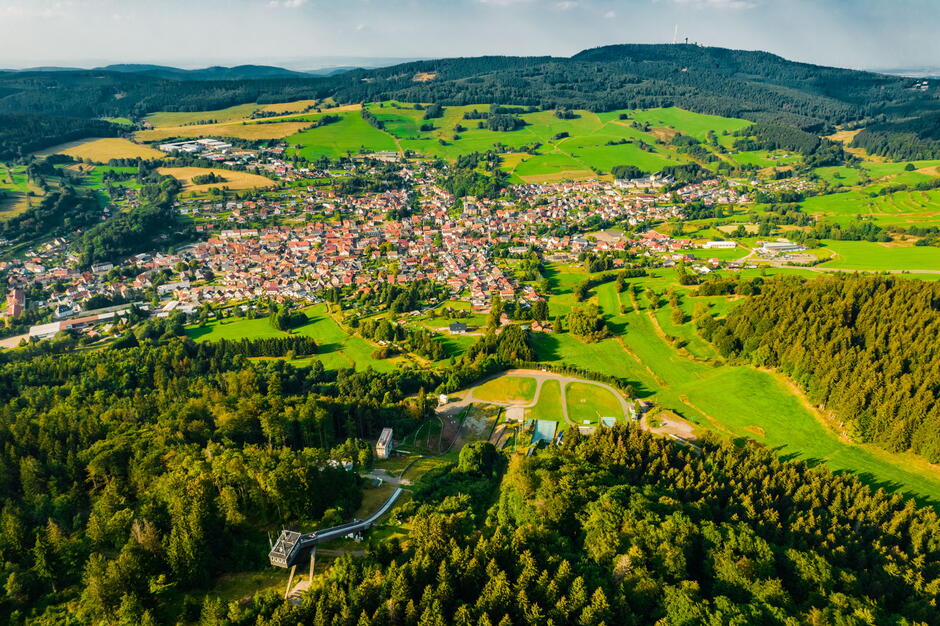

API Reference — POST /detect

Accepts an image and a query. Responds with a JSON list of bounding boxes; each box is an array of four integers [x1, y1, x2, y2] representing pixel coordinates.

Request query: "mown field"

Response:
[[35, 138, 165, 162], [565, 381, 624, 425], [473, 375, 537, 404], [818, 240, 940, 271], [137, 120, 313, 142], [157, 167, 277, 194], [525, 379, 563, 422]]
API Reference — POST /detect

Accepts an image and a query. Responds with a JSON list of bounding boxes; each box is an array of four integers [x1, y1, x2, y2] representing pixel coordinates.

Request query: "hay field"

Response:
[[157, 167, 276, 193], [145, 103, 261, 128], [136, 120, 311, 142], [258, 100, 319, 114], [36, 138, 164, 162]]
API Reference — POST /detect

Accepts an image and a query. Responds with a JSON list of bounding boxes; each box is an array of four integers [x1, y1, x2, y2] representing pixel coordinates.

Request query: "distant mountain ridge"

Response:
[[2, 43, 939, 159]]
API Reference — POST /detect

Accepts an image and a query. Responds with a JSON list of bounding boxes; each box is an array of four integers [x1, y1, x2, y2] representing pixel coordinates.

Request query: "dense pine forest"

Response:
[[200, 428, 939, 625], [0, 335, 441, 624], [699, 275, 940, 463]]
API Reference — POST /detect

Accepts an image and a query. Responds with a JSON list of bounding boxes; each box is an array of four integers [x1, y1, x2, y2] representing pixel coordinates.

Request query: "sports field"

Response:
[[473, 376, 537, 404], [36, 138, 165, 162], [157, 167, 277, 193], [565, 382, 624, 425], [525, 379, 563, 422]]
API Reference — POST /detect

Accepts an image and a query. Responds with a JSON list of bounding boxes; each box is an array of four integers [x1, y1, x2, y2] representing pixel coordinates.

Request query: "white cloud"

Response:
[[555, 1, 578, 9], [268, 0, 308, 8], [604, 10, 616, 18], [670, 0, 757, 9]]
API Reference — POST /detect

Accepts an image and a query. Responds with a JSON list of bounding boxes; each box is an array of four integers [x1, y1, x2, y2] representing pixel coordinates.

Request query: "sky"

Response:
[[1, 0, 938, 71]]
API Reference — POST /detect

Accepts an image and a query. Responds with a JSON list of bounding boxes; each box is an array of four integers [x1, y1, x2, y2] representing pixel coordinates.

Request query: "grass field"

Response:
[[473, 376, 537, 404], [689, 246, 750, 261], [627, 107, 752, 139], [186, 317, 288, 342], [528, 264, 940, 501], [525, 379, 564, 422], [286, 111, 399, 160], [145, 103, 262, 128], [137, 120, 312, 142], [186, 306, 404, 372], [282, 102, 758, 178], [157, 167, 277, 194], [818, 240, 940, 271], [36, 138, 165, 162], [0, 163, 41, 220], [565, 382, 625, 425]]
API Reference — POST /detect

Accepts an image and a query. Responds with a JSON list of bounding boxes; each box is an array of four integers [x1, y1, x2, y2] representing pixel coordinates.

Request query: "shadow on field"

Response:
[[770, 446, 940, 511], [317, 342, 344, 354], [606, 317, 628, 335], [185, 326, 213, 340]]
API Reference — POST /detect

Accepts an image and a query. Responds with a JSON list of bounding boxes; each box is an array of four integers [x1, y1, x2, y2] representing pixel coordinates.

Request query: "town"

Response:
[[0, 148, 817, 342]]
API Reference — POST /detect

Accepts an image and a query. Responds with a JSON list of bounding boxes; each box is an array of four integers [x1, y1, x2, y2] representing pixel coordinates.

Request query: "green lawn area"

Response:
[[628, 107, 752, 139], [0, 163, 41, 220], [689, 246, 750, 261], [286, 111, 399, 160], [818, 240, 940, 271], [473, 376, 537, 404], [729, 150, 800, 168], [525, 379, 564, 422], [565, 382, 625, 425], [352, 103, 750, 178], [186, 316, 287, 341]]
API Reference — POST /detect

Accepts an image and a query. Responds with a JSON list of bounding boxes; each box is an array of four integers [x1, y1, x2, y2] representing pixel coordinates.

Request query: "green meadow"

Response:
[[186, 304, 403, 372], [283, 103, 759, 181], [530, 264, 940, 501], [0, 163, 40, 219], [286, 112, 399, 160], [627, 107, 752, 139], [819, 240, 940, 271]]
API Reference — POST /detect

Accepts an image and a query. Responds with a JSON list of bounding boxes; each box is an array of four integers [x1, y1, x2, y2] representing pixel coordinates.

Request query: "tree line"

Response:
[[698, 275, 940, 463]]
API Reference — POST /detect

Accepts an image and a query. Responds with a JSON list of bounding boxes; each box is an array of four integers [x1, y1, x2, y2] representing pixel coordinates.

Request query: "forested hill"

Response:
[[699, 275, 940, 463], [2, 44, 940, 157], [324, 44, 937, 131]]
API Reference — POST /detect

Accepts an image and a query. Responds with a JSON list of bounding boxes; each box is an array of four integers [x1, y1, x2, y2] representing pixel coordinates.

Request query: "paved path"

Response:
[[461, 369, 636, 429]]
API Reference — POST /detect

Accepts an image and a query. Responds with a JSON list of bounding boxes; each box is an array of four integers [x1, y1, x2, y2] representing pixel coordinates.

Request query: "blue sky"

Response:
[[0, 0, 937, 70]]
